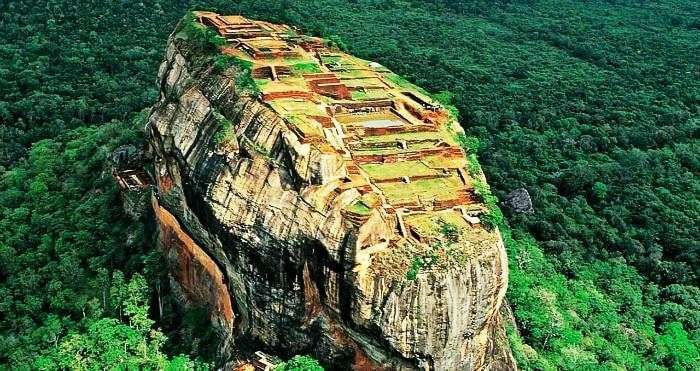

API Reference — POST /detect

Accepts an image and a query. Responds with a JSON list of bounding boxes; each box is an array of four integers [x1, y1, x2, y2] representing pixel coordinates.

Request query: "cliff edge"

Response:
[[145, 12, 515, 370]]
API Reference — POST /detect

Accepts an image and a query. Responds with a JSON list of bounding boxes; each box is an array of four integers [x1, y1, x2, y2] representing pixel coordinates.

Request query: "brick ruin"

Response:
[[195, 11, 488, 247], [113, 169, 150, 191]]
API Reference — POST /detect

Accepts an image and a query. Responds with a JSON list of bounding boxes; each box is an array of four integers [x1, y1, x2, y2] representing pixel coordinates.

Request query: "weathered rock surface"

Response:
[[145, 19, 515, 370], [503, 189, 533, 214], [111, 144, 144, 171]]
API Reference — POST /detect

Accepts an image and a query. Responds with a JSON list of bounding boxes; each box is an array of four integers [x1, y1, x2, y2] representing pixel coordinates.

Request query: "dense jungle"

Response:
[[0, 0, 697, 369]]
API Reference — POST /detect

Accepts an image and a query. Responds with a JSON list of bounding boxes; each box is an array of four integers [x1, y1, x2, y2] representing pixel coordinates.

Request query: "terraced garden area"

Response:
[[195, 11, 497, 275]]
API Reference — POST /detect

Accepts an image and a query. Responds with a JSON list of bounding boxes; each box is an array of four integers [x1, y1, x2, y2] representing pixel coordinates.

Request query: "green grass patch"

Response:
[[455, 133, 481, 153], [254, 78, 270, 89], [405, 256, 423, 280], [290, 62, 321, 75], [271, 100, 326, 116], [351, 89, 389, 100], [287, 115, 323, 138], [338, 69, 366, 79], [361, 131, 444, 144], [320, 54, 342, 65], [360, 161, 436, 180], [421, 155, 466, 170], [351, 90, 368, 100], [379, 175, 462, 203], [346, 200, 372, 215]]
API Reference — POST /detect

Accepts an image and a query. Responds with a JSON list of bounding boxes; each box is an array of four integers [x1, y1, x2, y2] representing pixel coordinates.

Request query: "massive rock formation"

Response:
[[145, 12, 515, 370]]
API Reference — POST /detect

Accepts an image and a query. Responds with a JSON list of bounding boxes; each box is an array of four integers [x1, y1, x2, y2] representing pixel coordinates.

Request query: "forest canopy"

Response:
[[0, 0, 697, 369]]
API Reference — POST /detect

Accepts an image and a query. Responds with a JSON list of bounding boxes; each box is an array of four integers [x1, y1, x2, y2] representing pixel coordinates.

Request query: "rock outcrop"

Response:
[[145, 12, 515, 370], [503, 189, 533, 214]]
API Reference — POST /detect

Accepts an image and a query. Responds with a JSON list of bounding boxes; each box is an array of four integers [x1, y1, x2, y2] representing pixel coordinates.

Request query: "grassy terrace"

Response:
[[335, 111, 408, 126], [420, 155, 467, 169], [269, 100, 326, 116], [405, 211, 471, 240], [360, 161, 438, 180], [195, 11, 495, 278], [378, 174, 465, 204], [383, 73, 431, 95], [360, 131, 447, 144], [351, 142, 449, 154], [350, 89, 391, 101], [290, 62, 321, 74], [337, 70, 376, 79], [342, 77, 386, 88], [287, 115, 324, 139], [407, 210, 496, 246], [365, 131, 439, 142]]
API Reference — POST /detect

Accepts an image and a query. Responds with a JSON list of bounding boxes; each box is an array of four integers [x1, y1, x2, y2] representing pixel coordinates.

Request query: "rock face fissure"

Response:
[[146, 12, 516, 370]]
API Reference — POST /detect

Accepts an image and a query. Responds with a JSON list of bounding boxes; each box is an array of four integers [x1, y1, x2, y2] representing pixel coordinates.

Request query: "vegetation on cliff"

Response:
[[275, 355, 324, 371], [0, 0, 697, 369]]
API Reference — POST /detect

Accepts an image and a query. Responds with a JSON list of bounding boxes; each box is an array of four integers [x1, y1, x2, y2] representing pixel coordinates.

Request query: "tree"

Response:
[[591, 181, 608, 201], [654, 322, 700, 370], [34, 274, 203, 370], [275, 355, 324, 371]]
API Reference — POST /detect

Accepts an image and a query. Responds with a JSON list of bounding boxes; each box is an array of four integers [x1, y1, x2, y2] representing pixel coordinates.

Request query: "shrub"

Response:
[[466, 153, 482, 176], [456, 133, 481, 154], [325, 35, 347, 51], [438, 218, 460, 243], [212, 111, 234, 144], [406, 257, 423, 281], [275, 355, 324, 371], [211, 55, 259, 95], [473, 179, 503, 230], [178, 12, 226, 52]]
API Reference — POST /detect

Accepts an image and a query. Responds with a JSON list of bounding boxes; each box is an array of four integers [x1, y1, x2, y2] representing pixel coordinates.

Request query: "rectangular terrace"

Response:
[[359, 160, 440, 181], [335, 111, 409, 130], [376, 173, 466, 205]]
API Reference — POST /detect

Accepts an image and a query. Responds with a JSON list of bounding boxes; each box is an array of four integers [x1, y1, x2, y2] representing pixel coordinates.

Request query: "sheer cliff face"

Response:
[[146, 14, 514, 370]]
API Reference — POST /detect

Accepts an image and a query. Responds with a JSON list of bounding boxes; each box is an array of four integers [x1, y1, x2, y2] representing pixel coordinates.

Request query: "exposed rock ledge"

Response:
[[145, 14, 516, 370]]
